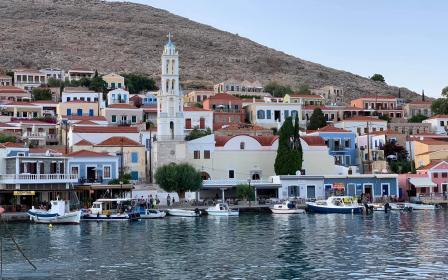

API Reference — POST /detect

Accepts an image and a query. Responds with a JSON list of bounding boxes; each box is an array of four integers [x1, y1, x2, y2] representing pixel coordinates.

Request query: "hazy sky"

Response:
[[125, 0, 447, 98]]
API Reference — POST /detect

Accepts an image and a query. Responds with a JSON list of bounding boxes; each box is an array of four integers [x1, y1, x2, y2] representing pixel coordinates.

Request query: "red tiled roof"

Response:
[[142, 106, 157, 113], [217, 123, 269, 131], [31, 100, 59, 104], [5, 101, 36, 106], [65, 115, 107, 121], [68, 150, 112, 157], [96, 136, 142, 146], [28, 148, 60, 154], [108, 104, 139, 109], [414, 138, 448, 145], [0, 86, 27, 94], [352, 96, 397, 100], [417, 160, 448, 170], [426, 114, 448, 120], [303, 105, 341, 111], [341, 116, 387, 122], [75, 139, 93, 146], [315, 125, 352, 133], [302, 136, 326, 146], [183, 106, 211, 112], [0, 142, 24, 148], [74, 120, 99, 125], [0, 122, 14, 128], [66, 100, 96, 103], [7, 119, 55, 125], [72, 126, 139, 133], [409, 100, 432, 105], [215, 135, 278, 147]]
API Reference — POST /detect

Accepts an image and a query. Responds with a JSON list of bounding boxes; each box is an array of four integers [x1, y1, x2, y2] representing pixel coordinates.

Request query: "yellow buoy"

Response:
[[48, 224, 53, 228]]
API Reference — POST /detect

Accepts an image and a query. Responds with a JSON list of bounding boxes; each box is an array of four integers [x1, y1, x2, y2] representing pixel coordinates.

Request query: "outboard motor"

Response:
[[194, 208, 201, 215]]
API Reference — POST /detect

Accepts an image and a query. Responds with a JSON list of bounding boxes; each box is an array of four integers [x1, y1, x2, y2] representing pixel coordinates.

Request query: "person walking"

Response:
[[152, 196, 157, 209], [167, 194, 171, 207], [155, 195, 160, 209]]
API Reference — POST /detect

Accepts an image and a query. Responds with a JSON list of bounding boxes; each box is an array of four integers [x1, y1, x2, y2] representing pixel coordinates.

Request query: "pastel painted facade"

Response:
[[68, 150, 119, 184], [39, 68, 65, 81], [307, 125, 357, 167], [214, 79, 264, 94], [0, 86, 31, 101], [68, 126, 140, 147], [66, 69, 95, 82], [186, 134, 338, 181], [283, 94, 325, 106], [14, 69, 47, 92], [245, 102, 302, 129], [350, 96, 403, 118], [413, 138, 448, 168], [423, 115, 448, 134], [31, 100, 58, 118], [276, 174, 398, 201], [61, 87, 102, 104], [72, 136, 146, 182], [103, 104, 143, 125], [0, 102, 42, 118], [57, 101, 99, 117], [6, 119, 58, 146], [103, 73, 125, 89], [184, 107, 213, 131], [404, 101, 432, 119], [107, 88, 129, 105], [311, 85, 344, 105], [202, 93, 244, 130], [334, 116, 387, 136], [0, 75, 12, 86], [185, 90, 214, 104], [416, 160, 448, 195]]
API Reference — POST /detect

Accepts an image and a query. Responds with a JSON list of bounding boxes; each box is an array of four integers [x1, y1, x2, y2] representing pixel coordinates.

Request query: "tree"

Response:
[[293, 114, 303, 170], [185, 127, 212, 141], [383, 142, 407, 161], [379, 114, 391, 122], [47, 77, 63, 88], [431, 99, 448, 115], [307, 108, 327, 130], [32, 88, 52, 100], [442, 86, 448, 98], [370, 74, 385, 83], [263, 81, 293, 97], [298, 84, 311, 94], [274, 117, 302, 175], [89, 76, 107, 93], [123, 73, 157, 94], [235, 184, 255, 201], [154, 163, 203, 199], [408, 114, 428, 123], [389, 160, 412, 174], [0, 133, 16, 143]]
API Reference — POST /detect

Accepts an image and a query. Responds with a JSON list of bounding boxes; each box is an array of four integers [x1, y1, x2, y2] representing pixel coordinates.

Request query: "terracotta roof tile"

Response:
[[5, 101, 36, 106], [215, 135, 278, 147], [0, 86, 28, 94], [340, 116, 387, 122], [68, 150, 112, 157], [209, 93, 242, 101], [183, 106, 211, 112], [315, 125, 352, 133], [426, 114, 448, 120], [289, 94, 324, 99], [415, 138, 448, 145], [74, 139, 93, 146], [417, 160, 448, 170], [74, 120, 99, 125], [108, 104, 139, 109], [217, 123, 269, 131], [352, 96, 397, 100], [72, 126, 139, 133], [65, 115, 107, 121], [0, 142, 24, 148], [96, 136, 142, 146], [302, 136, 326, 146]]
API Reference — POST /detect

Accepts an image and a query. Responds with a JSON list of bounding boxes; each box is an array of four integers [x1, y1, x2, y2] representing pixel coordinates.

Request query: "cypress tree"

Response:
[[307, 108, 327, 130], [274, 117, 301, 175]]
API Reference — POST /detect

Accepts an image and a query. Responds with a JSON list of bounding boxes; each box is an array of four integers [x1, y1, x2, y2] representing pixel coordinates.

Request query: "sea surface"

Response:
[[1, 211, 448, 279]]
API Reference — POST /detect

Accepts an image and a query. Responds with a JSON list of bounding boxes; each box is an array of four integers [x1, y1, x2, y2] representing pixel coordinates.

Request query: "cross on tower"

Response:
[[167, 32, 174, 42]]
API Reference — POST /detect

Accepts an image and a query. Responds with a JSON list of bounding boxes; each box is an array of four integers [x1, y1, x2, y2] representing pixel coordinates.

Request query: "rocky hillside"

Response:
[[0, 0, 420, 101]]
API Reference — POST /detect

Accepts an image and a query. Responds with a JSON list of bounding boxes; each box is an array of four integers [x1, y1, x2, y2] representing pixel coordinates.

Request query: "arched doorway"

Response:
[[169, 121, 174, 139], [200, 172, 210, 180]]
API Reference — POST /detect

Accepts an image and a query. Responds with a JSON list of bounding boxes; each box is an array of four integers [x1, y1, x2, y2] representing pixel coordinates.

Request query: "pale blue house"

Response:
[[67, 150, 119, 184], [308, 125, 357, 167]]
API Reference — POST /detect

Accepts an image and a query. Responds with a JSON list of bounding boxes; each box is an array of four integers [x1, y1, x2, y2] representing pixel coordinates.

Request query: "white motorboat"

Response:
[[82, 198, 140, 221], [139, 208, 167, 219], [388, 203, 412, 211], [167, 208, 202, 217], [270, 201, 305, 214], [369, 203, 385, 211], [405, 203, 438, 210], [206, 203, 239, 216], [28, 200, 81, 224], [306, 196, 364, 214]]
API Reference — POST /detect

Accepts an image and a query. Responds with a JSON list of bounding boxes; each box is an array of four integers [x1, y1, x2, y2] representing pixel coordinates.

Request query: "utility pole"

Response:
[[65, 121, 69, 154], [120, 137, 124, 179], [148, 122, 153, 184], [366, 121, 371, 173]]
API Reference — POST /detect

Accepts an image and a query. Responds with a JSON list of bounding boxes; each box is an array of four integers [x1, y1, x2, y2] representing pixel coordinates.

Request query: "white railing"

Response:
[[22, 131, 47, 138], [0, 173, 78, 183], [202, 178, 274, 186]]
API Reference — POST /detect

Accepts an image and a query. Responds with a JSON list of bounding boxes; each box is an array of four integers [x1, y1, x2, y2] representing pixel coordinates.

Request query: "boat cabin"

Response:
[[89, 199, 132, 215]]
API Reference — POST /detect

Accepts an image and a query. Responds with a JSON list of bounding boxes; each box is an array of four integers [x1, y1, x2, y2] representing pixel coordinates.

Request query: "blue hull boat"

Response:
[[306, 196, 364, 214]]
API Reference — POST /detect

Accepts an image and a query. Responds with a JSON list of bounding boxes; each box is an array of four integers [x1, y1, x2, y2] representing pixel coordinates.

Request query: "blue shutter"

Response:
[[89, 109, 94, 116], [77, 109, 83, 116], [131, 152, 138, 163], [131, 171, 138, 180], [67, 109, 72, 116]]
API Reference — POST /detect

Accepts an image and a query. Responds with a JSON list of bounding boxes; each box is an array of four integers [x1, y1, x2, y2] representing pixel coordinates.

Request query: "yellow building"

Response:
[[103, 73, 125, 90], [57, 101, 100, 117], [413, 138, 448, 168]]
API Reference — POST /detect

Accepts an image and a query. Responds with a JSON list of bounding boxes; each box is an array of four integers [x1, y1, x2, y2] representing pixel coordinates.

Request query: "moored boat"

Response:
[[28, 200, 81, 224], [137, 207, 166, 219], [167, 208, 202, 217], [206, 203, 239, 216], [82, 198, 140, 221], [270, 201, 305, 214], [306, 196, 364, 214], [405, 202, 438, 210]]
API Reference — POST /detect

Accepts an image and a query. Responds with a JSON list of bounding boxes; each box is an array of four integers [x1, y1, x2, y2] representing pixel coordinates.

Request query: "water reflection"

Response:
[[0, 211, 447, 279]]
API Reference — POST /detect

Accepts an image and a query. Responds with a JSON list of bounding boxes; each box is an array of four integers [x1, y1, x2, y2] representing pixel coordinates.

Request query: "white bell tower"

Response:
[[157, 32, 184, 140]]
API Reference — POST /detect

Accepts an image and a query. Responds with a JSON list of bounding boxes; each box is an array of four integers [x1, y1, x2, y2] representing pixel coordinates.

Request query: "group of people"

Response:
[[136, 194, 176, 209]]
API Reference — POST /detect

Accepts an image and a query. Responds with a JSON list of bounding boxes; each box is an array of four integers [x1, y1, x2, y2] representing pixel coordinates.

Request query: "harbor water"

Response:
[[2, 211, 448, 279]]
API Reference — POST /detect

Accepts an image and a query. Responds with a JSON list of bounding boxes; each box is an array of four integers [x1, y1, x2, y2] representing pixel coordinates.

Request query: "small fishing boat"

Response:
[[167, 208, 202, 217], [206, 203, 239, 216], [137, 208, 166, 219], [28, 200, 81, 224], [82, 198, 140, 221], [405, 203, 438, 210], [270, 201, 305, 214], [369, 203, 385, 211], [388, 203, 412, 211], [306, 196, 364, 214]]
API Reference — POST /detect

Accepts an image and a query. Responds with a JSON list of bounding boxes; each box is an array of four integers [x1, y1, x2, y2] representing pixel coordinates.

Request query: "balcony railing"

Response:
[[22, 131, 46, 139], [0, 173, 78, 184]]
